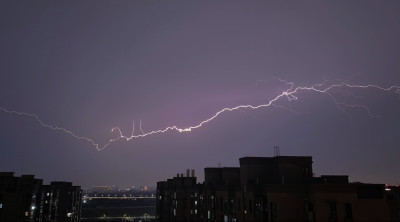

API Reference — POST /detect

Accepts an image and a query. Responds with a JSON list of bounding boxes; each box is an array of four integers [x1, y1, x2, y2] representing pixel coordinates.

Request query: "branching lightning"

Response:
[[1, 80, 399, 150]]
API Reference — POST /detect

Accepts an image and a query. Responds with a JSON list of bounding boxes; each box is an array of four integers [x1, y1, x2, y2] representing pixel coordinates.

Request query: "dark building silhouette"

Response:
[[156, 156, 400, 222], [0, 172, 82, 222]]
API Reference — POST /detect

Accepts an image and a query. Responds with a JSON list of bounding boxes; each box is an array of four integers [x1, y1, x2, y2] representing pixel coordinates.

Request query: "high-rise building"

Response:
[[156, 156, 400, 222], [0, 172, 82, 222], [0, 173, 42, 222]]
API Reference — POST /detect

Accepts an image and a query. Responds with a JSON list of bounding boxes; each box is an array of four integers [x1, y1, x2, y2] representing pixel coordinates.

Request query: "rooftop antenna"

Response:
[[274, 146, 280, 157]]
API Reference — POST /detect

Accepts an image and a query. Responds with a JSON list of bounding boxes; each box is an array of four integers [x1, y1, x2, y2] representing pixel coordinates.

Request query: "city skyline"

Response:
[[1, 1, 400, 187]]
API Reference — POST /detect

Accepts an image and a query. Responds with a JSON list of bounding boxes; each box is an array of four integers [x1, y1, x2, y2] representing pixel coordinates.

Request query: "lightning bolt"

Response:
[[0, 80, 399, 150], [139, 120, 145, 135]]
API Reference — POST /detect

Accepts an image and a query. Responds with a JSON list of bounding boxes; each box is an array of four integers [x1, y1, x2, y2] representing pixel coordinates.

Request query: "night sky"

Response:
[[1, 1, 400, 188]]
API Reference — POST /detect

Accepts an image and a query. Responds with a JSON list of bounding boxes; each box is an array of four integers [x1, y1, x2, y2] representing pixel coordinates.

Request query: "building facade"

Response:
[[0, 172, 82, 222], [157, 156, 400, 222]]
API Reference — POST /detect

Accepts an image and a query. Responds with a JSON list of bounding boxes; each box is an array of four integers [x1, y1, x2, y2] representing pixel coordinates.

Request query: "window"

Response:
[[344, 203, 352, 220], [270, 202, 278, 222], [329, 202, 337, 222], [249, 199, 253, 213], [224, 200, 227, 211], [208, 210, 210, 219], [255, 202, 262, 213], [307, 203, 315, 221]]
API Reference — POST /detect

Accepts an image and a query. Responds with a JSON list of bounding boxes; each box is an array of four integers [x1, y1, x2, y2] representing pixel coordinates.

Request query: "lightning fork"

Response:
[[0, 80, 399, 150]]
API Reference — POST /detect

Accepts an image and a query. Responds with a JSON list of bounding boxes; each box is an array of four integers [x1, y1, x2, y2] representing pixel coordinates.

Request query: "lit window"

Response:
[[47, 193, 50, 196], [195, 209, 197, 214], [0, 203, 2, 209], [195, 200, 197, 206], [208, 210, 210, 219]]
